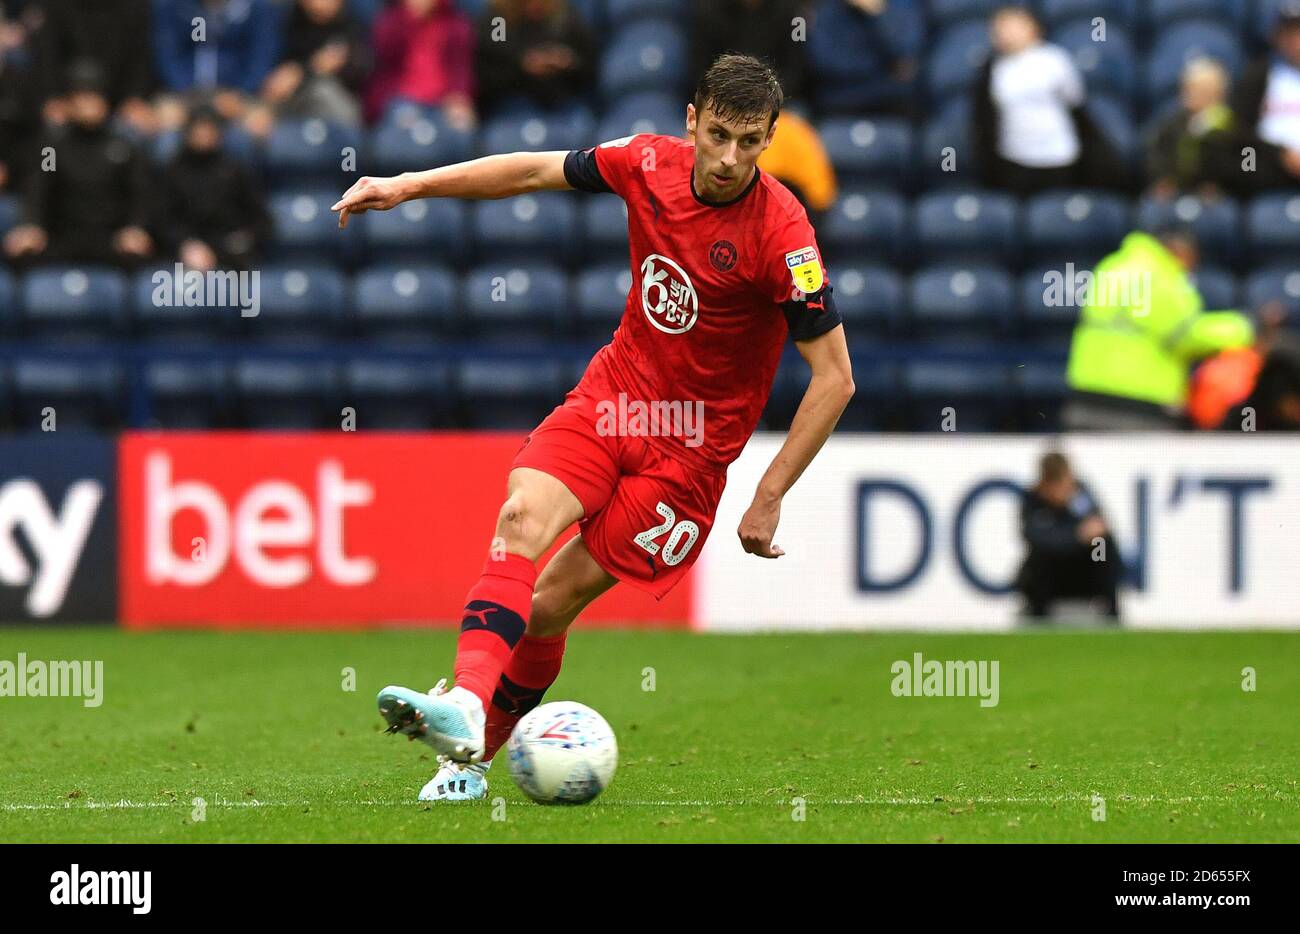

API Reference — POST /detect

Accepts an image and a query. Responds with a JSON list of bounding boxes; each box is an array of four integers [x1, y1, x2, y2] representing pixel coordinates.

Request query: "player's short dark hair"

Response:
[[693, 54, 783, 129], [1038, 451, 1072, 484]]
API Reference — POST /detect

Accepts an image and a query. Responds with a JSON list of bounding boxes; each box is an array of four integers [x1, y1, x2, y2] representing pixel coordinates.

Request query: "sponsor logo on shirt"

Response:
[[640, 253, 699, 334]]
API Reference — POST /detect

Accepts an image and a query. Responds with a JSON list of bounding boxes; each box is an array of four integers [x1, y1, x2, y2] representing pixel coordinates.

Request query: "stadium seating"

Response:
[[818, 117, 914, 189], [343, 359, 455, 429], [913, 191, 1019, 266], [11, 357, 124, 430], [6, 0, 1295, 435], [20, 268, 129, 341], [353, 265, 458, 343], [144, 360, 230, 429], [903, 360, 1015, 432]]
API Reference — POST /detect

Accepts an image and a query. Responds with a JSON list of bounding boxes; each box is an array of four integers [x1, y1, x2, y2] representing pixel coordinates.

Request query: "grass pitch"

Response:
[[0, 628, 1296, 843]]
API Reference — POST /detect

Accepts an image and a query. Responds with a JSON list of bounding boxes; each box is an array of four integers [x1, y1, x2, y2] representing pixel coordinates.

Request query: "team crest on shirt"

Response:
[[640, 253, 699, 334], [785, 246, 824, 294], [709, 239, 738, 272]]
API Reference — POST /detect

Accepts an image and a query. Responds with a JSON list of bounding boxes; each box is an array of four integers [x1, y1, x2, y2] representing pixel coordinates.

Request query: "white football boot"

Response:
[[419, 755, 491, 801], [377, 678, 486, 763]]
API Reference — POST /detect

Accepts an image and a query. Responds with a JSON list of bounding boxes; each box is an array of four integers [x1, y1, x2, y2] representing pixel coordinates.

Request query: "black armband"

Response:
[[782, 283, 843, 341], [563, 148, 612, 194]]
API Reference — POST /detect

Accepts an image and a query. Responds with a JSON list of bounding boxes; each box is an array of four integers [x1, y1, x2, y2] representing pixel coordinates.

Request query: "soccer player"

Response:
[[332, 54, 854, 801]]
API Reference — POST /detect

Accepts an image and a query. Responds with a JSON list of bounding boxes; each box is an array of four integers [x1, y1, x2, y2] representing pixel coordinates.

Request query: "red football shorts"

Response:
[[511, 388, 728, 600]]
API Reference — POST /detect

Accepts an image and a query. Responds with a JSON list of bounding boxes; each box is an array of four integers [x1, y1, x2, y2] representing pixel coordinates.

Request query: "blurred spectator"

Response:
[[806, 0, 922, 116], [367, 0, 475, 129], [1228, 334, 1300, 431], [155, 105, 271, 271], [1015, 451, 1122, 622], [0, 6, 38, 191], [1232, 1, 1300, 193], [36, 0, 155, 134], [1189, 304, 1294, 430], [973, 5, 1120, 194], [1147, 58, 1237, 200], [757, 110, 837, 215], [153, 0, 284, 135], [1063, 228, 1254, 430], [476, 0, 593, 116], [693, 0, 808, 104], [3, 61, 154, 269], [263, 0, 372, 126]]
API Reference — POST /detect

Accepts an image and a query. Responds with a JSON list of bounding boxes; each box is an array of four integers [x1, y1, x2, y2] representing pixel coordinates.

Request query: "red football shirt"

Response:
[[563, 133, 842, 470]]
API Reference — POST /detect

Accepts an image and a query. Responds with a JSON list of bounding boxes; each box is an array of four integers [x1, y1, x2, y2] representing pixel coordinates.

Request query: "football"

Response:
[[506, 702, 618, 804]]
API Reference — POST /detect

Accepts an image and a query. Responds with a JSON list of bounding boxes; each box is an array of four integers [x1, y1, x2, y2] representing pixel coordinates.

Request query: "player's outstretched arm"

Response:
[[332, 150, 572, 228], [737, 324, 854, 558]]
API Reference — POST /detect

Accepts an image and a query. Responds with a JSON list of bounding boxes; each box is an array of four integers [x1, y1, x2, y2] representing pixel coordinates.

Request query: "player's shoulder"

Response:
[[755, 170, 815, 239]]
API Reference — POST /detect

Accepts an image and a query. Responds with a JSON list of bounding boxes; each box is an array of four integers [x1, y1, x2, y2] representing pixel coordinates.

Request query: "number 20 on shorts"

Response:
[[633, 502, 700, 567]]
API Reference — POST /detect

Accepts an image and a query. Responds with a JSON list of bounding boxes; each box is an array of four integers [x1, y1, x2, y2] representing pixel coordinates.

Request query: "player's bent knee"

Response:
[[495, 493, 556, 560]]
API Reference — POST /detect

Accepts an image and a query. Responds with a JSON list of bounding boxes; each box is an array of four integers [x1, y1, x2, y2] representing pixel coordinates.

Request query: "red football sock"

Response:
[[483, 632, 568, 761], [452, 552, 537, 711]]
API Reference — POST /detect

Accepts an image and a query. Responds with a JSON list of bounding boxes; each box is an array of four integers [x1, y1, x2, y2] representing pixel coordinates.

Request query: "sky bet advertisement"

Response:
[[0, 432, 1296, 629]]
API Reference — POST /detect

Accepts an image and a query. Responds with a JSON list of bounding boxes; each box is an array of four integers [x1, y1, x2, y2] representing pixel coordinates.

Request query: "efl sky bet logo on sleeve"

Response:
[[785, 246, 824, 294]]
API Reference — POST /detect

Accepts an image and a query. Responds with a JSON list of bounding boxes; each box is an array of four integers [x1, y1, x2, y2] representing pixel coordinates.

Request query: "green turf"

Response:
[[0, 628, 1296, 842]]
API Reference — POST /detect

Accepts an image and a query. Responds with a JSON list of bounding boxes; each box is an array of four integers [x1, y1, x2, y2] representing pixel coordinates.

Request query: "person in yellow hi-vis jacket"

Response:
[[1063, 227, 1255, 430]]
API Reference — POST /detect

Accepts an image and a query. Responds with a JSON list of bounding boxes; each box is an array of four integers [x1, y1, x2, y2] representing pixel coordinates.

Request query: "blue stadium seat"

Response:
[[463, 264, 569, 339], [920, 101, 977, 188], [1039, 0, 1137, 28], [12, 358, 124, 429], [1245, 267, 1300, 316], [472, 192, 579, 265], [1020, 267, 1082, 345], [457, 358, 566, 428], [903, 360, 1014, 431], [1016, 361, 1070, 433], [604, 0, 689, 24], [834, 358, 903, 430], [1137, 194, 1242, 265], [913, 191, 1019, 265], [575, 264, 633, 339], [596, 92, 684, 141], [599, 20, 689, 101], [817, 117, 913, 188], [270, 190, 350, 263], [353, 265, 457, 343], [1145, 21, 1242, 107], [347, 0, 384, 25], [363, 197, 469, 266], [909, 266, 1016, 340], [829, 266, 905, 337], [369, 109, 474, 176], [0, 193, 18, 237], [819, 189, 909, 265], [266, 118, 361, 186], [343, 359, 455, 428], [1189, 266, 1239, 310], [583, 195, 630, 260], [1087, 94, 1140, 182], [130, 267, 239, 343], [1245, 193, 1300, 265], [928, 0, 1001, 24], [144, 360, 230, 428], [234, 359, 340, 429], [480, 108, 597, 155], [0, 268, 18, 334], [247, 266, 347, 343], [20, 267, 128, 340], [1255, 0, 1290, 43], [1149, 0, 1246, 28], [1023, 191, 1130, 265], [925, 20, 991, 103], [1053, 19, 1137, 99]]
